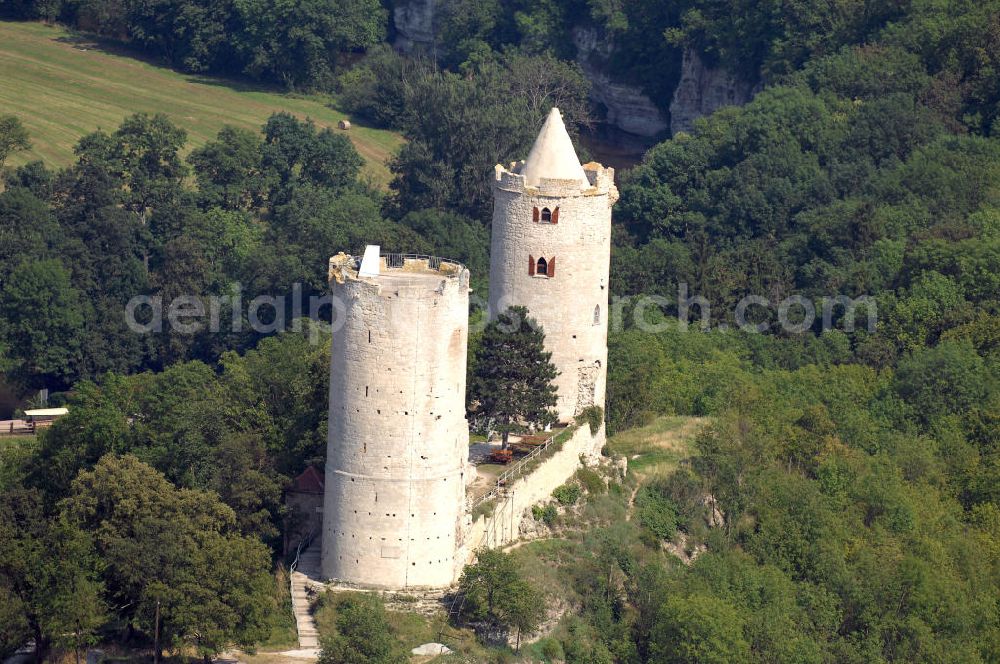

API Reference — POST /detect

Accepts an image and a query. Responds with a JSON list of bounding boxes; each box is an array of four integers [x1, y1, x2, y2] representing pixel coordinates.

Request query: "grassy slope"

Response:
[[499, 417, 708, 658], [607, 415, 706, 475], [0, 21, 403, 186], [310, 591, 489, 662]]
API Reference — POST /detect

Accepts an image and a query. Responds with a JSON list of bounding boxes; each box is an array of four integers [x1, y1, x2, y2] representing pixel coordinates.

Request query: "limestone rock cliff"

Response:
[[572, 27, 668, 138], [391, 3, 756, 138], [393, 0, 437, 54], [669, 48, 757, 135]]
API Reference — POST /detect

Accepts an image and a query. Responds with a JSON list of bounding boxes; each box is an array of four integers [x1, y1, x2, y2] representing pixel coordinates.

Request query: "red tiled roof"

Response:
[[289, 466, 324, 494]]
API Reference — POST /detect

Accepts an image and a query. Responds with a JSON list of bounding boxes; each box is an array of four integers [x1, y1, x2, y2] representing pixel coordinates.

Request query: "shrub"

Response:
[[539, 636, 565, 662], [576, 467, 606, 495], [541, 504, 557, 525], [531, 503, 558, 527], [472, 498, 496, 522], [635, 484, 678, 540], [553, 483, 582, 506], [660, 467, 705, 531], [580, 405, 604, 434]]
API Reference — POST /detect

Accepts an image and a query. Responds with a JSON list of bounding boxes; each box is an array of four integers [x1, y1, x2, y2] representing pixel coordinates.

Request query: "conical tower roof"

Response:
[[521, 108, 588, 188]]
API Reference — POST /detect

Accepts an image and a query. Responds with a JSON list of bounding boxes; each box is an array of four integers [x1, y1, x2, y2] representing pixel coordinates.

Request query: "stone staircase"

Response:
[[290, 543, 322, 649]]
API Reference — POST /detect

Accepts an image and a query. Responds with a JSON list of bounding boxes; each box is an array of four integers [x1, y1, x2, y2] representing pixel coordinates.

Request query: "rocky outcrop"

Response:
[[669, 48, 757, 135], [572, 27, 669, 137], [393, 7, 670, 138], [663, 531, 706, 566], [392, 4, 755, 138], [393, 0, 437, 54], [412, 643, 454, 656]]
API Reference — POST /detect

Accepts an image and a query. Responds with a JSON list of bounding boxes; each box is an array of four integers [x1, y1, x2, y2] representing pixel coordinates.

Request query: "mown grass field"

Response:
[[0, 21, 403, 186]]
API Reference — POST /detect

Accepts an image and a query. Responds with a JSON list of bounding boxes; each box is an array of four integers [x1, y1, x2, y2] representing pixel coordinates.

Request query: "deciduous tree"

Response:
[[458, 548, 545, 648], [62, 454, 273, 660], [318, 593, 405, 664], [0, 115, 31, 171]]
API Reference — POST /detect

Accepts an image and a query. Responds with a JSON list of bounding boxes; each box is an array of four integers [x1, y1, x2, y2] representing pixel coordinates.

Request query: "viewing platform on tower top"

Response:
[[329, 250, 467, 284]]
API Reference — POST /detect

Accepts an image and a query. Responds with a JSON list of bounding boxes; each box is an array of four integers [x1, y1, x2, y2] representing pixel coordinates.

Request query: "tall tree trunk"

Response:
[[153, 600, 161, 664], [31, 623, 45, 664]]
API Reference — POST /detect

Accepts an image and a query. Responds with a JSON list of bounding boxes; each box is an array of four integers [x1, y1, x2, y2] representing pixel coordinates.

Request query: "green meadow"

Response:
[[0, 21, 403, 185]]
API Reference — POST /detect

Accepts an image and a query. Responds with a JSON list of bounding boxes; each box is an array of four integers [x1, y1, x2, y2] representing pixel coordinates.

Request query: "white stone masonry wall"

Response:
[[488, 164, 617, 422], [465, 425, 605, 553], [323, 258, 471, 589]]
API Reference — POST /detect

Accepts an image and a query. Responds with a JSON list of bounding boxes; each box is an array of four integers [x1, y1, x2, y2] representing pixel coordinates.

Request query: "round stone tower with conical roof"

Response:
[[488, 108, 618, 427]]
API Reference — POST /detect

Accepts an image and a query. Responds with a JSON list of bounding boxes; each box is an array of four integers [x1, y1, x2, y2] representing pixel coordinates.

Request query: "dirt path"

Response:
[[612, 416, 710, 521]]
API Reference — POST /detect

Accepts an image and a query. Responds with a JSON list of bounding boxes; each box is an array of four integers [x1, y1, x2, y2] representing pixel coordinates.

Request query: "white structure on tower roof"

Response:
[[521, 108, 590, 188]]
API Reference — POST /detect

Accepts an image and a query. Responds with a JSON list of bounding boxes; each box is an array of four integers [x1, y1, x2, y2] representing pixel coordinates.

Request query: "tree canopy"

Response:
[[469, 306, 558, 445]]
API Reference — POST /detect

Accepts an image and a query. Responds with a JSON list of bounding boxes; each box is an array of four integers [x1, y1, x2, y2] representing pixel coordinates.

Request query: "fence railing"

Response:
[[381, 253, 453, 271], [470, 431, 562, 510], [0, 420, 46, 436], [289, 525, 318, 644]]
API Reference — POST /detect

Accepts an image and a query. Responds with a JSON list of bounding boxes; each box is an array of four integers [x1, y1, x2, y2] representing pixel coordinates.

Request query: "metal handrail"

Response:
[[470, 431, 558, 510], [290, 526, 318, 576], [289, 526, 318, 646], [380, 253, 458, 271]]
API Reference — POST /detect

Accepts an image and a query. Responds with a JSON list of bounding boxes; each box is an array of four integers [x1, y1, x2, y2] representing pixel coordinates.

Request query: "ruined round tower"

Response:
[[488, 108, 618, 425], [322, 251, 471, 589]]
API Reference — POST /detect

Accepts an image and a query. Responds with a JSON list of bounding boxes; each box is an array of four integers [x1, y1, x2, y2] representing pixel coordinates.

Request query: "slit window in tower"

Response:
[[594, 305, 600, 325]]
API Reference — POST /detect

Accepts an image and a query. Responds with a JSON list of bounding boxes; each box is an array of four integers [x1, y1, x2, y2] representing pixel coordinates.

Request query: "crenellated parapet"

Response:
[[494, 160, 617, 202], [329, 252, 469, 294]]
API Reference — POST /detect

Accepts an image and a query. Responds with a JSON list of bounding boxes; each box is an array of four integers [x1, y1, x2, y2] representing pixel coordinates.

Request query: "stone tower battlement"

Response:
[[328, 252, 469, 292], [322, 249, 471, 590], [493, 160, 618, 201]]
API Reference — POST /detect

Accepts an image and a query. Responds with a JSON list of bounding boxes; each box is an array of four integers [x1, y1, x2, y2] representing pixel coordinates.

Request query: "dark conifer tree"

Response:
[[470, 305, 558, 447]]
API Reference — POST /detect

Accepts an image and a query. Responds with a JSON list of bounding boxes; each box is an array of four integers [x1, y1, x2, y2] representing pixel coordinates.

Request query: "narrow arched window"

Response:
[[594, 305, 600, 325], [541, 207, 552, 223], [536, 257, 548, 276]]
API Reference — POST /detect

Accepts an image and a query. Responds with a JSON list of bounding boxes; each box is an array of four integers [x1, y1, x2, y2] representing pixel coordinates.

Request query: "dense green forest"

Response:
[[2, 0, 999, 662]]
